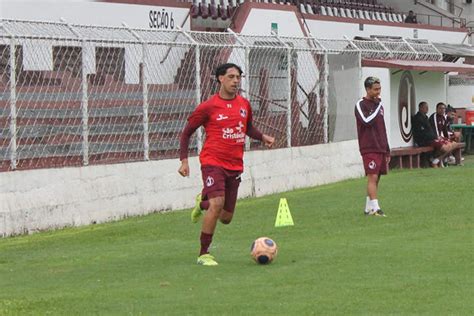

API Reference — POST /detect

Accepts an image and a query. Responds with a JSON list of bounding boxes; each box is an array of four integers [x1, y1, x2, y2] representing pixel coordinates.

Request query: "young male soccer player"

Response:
[[354, 76, 390, 217], [178, 63, 275, 266]]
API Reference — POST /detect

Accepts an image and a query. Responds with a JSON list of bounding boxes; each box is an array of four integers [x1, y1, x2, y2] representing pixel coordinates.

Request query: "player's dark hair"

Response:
[[446, 104, 456, 113], [364, 76, 380, 89], [436, 102, 446, 110], [418, 101, 427, 109], [215, 63, 243, 82]]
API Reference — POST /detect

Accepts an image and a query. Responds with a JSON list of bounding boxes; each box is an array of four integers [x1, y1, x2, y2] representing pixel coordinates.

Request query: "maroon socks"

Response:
[[199, 232, 213, 256]]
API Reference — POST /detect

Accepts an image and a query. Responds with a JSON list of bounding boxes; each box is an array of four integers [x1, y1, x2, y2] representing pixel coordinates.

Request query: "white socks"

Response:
[[366, 197, 381, 211]]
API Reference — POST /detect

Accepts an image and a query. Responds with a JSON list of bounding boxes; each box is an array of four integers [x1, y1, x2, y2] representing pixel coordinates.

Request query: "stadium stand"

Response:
[[191, 0, 239, 20], [189, 0, 410, 25], [188, 0, 470, 29], [298, 0, 406, 23]]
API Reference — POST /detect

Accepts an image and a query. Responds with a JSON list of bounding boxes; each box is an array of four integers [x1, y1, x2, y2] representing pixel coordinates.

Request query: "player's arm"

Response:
[[178, 106, 208, 177], [246, 105, 274, 148]]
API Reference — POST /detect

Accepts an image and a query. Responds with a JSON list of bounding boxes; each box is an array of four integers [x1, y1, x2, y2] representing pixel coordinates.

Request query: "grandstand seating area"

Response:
[[298, 0, 407, 23], [190, 0, 408, 24]]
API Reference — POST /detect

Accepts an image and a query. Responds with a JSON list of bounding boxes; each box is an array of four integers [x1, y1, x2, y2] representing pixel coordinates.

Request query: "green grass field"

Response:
[[1, 157, 473, 315]]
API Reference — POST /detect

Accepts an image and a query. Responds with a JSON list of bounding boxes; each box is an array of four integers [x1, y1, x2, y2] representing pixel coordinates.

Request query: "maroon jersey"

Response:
[[429, 113, 448, 139], [180, 94, 262, 171], [354, 97, 390, 155]]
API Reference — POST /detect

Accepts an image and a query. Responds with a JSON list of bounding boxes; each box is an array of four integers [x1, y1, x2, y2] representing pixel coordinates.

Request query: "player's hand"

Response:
[[262, 134, 275, 148], [386, 155, 391, 164], [178, 159, 190, 177]]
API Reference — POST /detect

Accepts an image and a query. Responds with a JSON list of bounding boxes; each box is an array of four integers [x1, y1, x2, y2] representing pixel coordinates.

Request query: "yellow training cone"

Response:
[[275, 198, 294, 227]]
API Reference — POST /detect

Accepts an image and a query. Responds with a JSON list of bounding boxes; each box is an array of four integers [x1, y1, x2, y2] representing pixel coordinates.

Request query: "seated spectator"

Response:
[[412, 101, 459, 167], [404, 10, 417, 23], [429, 102, 463, 164], [429, 102, 448, 139], [445, 105, 462, 142]]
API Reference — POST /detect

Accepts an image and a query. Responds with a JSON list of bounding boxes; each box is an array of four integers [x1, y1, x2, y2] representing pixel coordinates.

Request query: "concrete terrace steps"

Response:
[[0, 84, 199, 170]]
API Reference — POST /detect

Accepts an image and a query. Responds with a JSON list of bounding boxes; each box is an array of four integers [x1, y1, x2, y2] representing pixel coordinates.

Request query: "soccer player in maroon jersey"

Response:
[[354, 77, 390, 217], [178, 63, 275, 266], [428, 102, 463, 165], [429, 102, 450, 139]]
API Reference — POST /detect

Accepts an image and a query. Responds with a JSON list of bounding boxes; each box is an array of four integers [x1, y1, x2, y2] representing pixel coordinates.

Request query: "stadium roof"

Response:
[[433, 43, 474, 58], [362, 59, 474, 74]]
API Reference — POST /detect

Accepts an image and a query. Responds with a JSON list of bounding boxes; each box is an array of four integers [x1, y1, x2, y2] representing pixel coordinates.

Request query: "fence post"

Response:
[[310, 36, 327, 129], [62, 19, 89, 165], [122, 23, 150, 161], [1, 22, 19, 170], [286, 46, 292, 147], [141, 43, 150, 161], [8, 36, 17, 170], [273, 32, 292, 147], [180, 27, 203, 152], [80, 41, 90, 166], [322, 53, 329, 144], [227, 29, 251, 150]]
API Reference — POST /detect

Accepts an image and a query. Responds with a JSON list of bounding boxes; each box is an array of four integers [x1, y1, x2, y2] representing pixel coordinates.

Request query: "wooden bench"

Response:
[[389, 143, 465, 169], [389, 146, 434, 169]]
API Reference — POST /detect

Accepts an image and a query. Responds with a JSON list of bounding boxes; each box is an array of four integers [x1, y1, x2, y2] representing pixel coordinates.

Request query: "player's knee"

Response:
[[219, 210, 233, 224], [220, 218, 232, 225], [210, 196, 225, 210]]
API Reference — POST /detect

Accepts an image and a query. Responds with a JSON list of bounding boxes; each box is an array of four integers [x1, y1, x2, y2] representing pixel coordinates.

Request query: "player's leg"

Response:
[[219, 171, 241, 224], [454, 131, 461, 143], [363, 153, 386, 217], [191, 193, 204, 223], [197, 195, 225, 266], [191, 168, 213, 223], [367, 173, 379, 200], [196, 166, 226, 266], [431, 139, 453, 167]]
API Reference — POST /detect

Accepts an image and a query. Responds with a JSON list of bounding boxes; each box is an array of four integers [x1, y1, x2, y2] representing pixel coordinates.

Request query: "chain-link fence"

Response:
[[0, 19, 442, 171]]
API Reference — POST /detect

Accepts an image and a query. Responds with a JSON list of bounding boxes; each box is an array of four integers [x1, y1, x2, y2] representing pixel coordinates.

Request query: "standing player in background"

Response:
[[178, 63, 275, 266], [354, 77, 390, 217]]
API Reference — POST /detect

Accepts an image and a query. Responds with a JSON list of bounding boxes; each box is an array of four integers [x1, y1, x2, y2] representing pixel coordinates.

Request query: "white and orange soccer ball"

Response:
[[250, 237, 278, 264]]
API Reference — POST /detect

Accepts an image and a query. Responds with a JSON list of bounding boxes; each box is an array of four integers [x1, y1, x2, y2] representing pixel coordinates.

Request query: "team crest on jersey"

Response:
[[206, 176, 214, 187], [368, 160, 376, 170], [240, 108, 247, 118]]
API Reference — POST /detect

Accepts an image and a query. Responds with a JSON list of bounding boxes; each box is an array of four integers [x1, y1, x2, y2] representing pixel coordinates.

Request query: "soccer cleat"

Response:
[[191, 193, 203, 223], [364, 209, 386, 217], [197, 254, 218, 266]]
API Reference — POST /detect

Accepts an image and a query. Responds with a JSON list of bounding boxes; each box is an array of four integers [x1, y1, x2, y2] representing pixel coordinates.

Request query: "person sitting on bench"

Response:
[[445, 105, 462, 142], [412, 101, 458, 167]]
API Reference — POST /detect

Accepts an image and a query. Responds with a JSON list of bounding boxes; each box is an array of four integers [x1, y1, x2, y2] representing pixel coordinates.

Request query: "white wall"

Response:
[[0, 140, 363, 237], [0, 0, 190, 30], [448, 84, 474, 109], [387, 70, 445, 149], [306, 19, 467, 43], [240, 9, 305, 36]]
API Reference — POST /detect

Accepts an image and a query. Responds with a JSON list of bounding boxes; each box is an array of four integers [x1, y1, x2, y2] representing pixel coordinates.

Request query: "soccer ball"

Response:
[[250, 237, 278, 264]]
